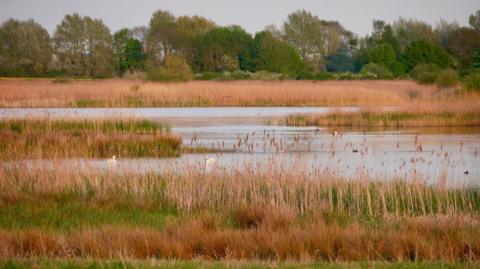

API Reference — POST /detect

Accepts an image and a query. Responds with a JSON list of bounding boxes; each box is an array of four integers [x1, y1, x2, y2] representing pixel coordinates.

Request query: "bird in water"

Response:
[[464, 170, 469, 175], [352, 148, 359, 153], [107, 156, 117, 168], [205, 156, 217, 168], [107, 155, 117, 165]]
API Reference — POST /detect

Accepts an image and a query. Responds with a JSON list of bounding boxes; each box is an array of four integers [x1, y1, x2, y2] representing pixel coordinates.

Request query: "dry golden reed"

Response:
[[0, 79, 443, 107]]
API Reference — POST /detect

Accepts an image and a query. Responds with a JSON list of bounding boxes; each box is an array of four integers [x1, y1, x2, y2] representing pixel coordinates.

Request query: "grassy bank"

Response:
[[286, 111, 480, 128], [0, 119, 182, 159], [1, 163, 479, 261], [0, 79, 440, 107]]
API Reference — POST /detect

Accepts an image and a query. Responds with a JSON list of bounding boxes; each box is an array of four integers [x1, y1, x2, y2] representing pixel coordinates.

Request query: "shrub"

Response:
[[312, 72, 335, 80], [147, 55, 193, 82], [194, 72, 220, 80], [51, 78, 72, 84], [334, 72, 357, 80], [435, 69, 459, 88], [123, 70, 147, 80], [250, 71, 282, 80], [463, 72, 480, 92], [231, 70, 251, 80], [411, 64, 440, 84], [360, 63, 393, 79], [358, 71, 378, 80]]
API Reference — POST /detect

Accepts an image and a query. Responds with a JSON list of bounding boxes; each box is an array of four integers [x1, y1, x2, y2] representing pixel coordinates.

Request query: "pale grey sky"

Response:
[[0, 0, 478, 36]]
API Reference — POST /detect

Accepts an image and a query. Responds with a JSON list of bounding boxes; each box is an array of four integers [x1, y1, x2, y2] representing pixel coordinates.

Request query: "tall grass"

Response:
[[0, 79, 442, 107], [0, 119, 181, 159], [1, 163, 478, 218]]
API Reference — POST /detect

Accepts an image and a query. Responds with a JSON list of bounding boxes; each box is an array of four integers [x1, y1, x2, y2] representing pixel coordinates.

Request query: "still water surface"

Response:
[[1, 107, 478, 185]]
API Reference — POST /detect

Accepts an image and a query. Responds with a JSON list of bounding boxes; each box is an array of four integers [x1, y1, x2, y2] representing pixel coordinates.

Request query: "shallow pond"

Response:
[[1, 107, 478, 185]]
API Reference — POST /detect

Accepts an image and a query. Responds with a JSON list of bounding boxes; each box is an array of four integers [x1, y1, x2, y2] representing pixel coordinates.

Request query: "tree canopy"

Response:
[[0, 19, 53, 76], [54, 13, 113, 77], [0, 8, 479, 80]]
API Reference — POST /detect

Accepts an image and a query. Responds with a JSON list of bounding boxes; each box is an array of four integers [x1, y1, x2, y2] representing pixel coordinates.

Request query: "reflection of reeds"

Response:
[[0, 163, 479, 261], [0, 79, 442, 107], [0, 119, 181, 159]]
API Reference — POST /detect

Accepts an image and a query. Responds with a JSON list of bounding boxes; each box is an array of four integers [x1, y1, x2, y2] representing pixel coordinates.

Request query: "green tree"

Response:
[[448, 27, 480, 73], [392, 18, 437, 49], [113, 28, 146, 75], [366, 44, 405, 76], [403, 40, 451, 71], [175, 15, 215, 65], [54, 13, 113, 77], [325, 44, 355, 73], [84, 17, 113, 77], [196, 26, 253, 72], [54, 14, 87, 76], [0, 19, 53, 76], [282, 10, 353, 72], [147, 10, 215, 69], [123, 38, 146, 72], [357, 20, 404, 76], [113, 28, 131, 74], [469, 10, 480, 32], [250, 31, 304, 77], [147, 55, 193, 81], [147, 10, 177, 65], [471, 49, 480, 71], [435, 19, 460, 49]]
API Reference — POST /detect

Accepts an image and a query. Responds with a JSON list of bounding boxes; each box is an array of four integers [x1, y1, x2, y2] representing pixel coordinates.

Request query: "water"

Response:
[[1, 107, 479, 185]]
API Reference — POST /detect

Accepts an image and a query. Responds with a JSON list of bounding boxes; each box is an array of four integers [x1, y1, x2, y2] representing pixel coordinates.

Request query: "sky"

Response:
[[0, 0, 478, 36]]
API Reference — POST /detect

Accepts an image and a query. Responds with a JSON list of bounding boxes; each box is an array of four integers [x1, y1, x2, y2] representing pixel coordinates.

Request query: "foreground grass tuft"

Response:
[[1, 259, 478, 269]]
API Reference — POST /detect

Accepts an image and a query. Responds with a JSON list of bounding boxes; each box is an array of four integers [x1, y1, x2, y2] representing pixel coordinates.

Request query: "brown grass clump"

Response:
[[0, 79, 441, 107], [0, 215, 479, 261]]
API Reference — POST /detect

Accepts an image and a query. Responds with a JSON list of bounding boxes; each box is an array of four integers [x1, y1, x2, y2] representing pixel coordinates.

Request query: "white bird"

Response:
[[205, 157, 217, 168], [107, 155, 117, 166]]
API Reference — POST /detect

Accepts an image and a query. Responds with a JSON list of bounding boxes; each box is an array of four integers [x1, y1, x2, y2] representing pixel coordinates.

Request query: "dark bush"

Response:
[[436, 69, 459, 88], [463, 72, 480, 92], [411, 64, 440, 84]]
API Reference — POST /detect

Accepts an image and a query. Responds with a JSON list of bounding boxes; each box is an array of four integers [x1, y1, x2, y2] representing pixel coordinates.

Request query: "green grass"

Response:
[[0, 198, 178, 232], [0, 119, 169, 134], [1, 260, 477, 269]]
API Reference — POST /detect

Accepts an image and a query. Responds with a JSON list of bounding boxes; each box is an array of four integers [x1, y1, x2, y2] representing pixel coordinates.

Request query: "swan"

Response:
[[205, 156, 217, 168], [107, 155, 117, 166]]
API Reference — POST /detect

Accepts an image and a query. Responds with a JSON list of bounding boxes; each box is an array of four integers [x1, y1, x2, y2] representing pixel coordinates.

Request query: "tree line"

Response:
[[1, 9, 480, 85]]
